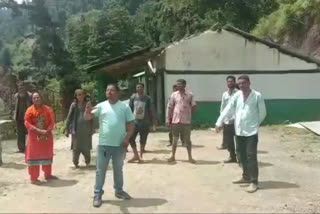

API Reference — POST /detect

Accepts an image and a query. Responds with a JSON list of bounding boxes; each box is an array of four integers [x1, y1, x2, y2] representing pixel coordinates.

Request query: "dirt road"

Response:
[[0, 126, 319, 213]]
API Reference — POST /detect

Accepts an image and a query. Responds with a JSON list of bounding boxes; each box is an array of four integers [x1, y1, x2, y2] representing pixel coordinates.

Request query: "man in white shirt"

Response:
[[219, 76, 238, 163], [215, 75, 266, 193]]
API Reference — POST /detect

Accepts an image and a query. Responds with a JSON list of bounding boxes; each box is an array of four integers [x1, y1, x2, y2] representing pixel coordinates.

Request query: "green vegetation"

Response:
[[3, 0, 307, 120], [54, 120, 66, 138], [253, 0, 320, 42]]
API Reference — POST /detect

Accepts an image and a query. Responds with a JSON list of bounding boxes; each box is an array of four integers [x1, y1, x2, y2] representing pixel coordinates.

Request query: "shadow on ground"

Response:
[[240, 181, 300, 190], [259, 181, 299, 190], [0, 162, 26, 170], [180, 160, 219, 165], [105, 198, 167, 213], [258, 150, 268, 154], [78, 165, 96, 171], [39, 178, 78, 187], [258, 162, 273, 167], [192, 144, 205, 149], [141, 158, 176, 165], [145, 149, 171, 155], [158, 140, 204, 149]]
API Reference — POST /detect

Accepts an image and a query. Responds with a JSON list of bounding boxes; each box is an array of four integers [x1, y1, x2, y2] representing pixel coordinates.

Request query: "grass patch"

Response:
[[54, 120, 66, 139]]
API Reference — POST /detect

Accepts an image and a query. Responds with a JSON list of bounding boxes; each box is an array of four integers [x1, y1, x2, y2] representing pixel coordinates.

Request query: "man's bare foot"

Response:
[[127, 156, 140, 163], [188, 158, 196, 164], [167, 157, 176, 163]]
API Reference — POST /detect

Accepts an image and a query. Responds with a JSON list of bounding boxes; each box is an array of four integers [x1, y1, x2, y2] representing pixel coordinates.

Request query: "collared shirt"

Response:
[[216, 89, 267, 137], [92, 100, 134, 147], [167, 90, 196, 125], [220, 88, 238, 124]]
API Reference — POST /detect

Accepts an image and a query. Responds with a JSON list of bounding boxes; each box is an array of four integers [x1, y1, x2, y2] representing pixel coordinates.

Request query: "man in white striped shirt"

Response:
[[219, 76, 238, 163], [216, 75, 266, 193]]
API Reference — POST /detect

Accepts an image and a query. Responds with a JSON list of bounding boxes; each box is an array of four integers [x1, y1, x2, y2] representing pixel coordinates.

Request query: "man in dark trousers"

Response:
[[14, 83, 32, 153], [216, 75, 266, 193], [128, 83, 157, 163], [219, 76, 238, 163]]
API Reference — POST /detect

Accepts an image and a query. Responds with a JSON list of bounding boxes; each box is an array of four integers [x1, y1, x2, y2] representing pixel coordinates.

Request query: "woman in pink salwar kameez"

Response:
[[24, 92, 56, 183]]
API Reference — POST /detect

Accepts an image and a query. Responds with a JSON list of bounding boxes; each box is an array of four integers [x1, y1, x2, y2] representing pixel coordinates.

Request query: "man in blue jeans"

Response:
[[85, 83, 135, 208]]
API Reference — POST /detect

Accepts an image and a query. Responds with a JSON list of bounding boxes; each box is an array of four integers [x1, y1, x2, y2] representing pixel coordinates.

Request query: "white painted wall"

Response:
[[163, 30, 318, 71], [164, 73, 320, 102]]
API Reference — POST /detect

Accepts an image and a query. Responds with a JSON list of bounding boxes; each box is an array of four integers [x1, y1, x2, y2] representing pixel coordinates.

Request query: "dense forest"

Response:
[[0, 0, 317, 116]]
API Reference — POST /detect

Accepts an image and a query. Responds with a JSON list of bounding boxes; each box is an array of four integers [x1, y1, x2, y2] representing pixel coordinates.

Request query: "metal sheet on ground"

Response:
[[299, 121, 320, 135]]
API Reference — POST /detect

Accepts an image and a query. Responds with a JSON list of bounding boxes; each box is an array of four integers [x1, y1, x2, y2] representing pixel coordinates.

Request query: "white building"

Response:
[[148, 25, 320, 125]]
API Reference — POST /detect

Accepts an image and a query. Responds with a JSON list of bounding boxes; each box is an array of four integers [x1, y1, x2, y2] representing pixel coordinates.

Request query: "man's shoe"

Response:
[[223, 157, 237, 163], [232, 177, 251, 184], [93, 195, 102, 208], [216, 146, 227, 150], [115, 191, 132, 200], [246, 183, 259, 193]]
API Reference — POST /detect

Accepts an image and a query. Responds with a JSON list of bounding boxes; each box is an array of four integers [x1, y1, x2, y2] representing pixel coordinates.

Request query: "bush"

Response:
[[54, 120, 66, 139], [253, 0, 320, 41]]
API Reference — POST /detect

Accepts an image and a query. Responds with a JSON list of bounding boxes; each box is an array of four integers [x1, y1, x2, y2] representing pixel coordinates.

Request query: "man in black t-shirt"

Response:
[[128, 83, 157, 163]]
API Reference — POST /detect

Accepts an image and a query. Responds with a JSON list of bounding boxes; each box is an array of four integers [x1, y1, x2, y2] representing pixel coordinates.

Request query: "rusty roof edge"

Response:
[[223, 25, 320, 67], [86, 46, 164, 73]]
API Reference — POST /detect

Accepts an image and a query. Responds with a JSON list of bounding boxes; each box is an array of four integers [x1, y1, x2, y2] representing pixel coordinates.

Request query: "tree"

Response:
[[0, 48, 12, 68], [135, 0, 279, 47], [66, 5, 148, 77]]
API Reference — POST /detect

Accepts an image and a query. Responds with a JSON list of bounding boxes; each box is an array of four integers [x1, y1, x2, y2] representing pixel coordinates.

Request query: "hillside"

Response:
[[253, 0, 320, 59]]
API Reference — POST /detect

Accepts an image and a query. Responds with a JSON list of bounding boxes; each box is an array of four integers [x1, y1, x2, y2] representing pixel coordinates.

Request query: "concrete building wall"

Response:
[[164, 73, 320, 102], [164, 72, 320, 125], [164, 30, 318, 72], [156, 29, 320, 125]]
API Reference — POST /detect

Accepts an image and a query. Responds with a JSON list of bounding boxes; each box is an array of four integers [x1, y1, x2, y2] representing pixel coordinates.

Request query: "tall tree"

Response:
[[66, 4, 148, 76], [0, 47, 12, 68]]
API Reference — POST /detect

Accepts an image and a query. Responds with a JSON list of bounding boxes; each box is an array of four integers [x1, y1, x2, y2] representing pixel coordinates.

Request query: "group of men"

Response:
[[0, 74, 266, 208], [125, 75, 267, 194], [82, 79, 198, 207]]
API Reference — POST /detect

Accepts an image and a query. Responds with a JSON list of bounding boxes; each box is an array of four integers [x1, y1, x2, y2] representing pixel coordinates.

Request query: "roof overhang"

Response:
[[86, 47, 164, 76]]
